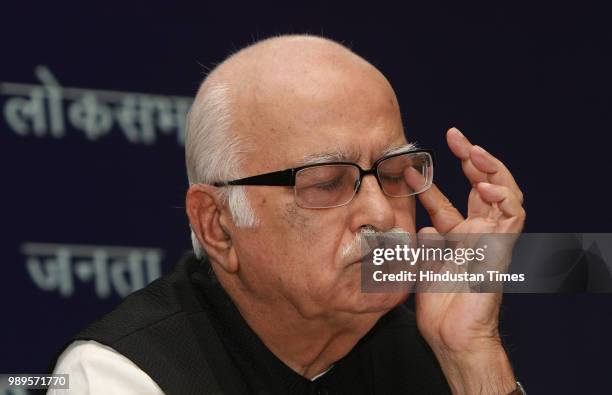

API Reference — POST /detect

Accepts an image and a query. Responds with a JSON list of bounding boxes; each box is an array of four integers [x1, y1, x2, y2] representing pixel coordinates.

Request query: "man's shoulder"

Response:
[[61, 253, 224, 395], [76, 252, 199, 344]]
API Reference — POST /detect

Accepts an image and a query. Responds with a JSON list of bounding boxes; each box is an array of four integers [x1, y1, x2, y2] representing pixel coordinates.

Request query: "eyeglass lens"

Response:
[[294, 152, 432, 208]]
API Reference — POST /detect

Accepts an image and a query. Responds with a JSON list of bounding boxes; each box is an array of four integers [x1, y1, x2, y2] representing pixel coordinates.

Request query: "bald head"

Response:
[[188, 35, 402, 176], [204, 35, 387, 101]]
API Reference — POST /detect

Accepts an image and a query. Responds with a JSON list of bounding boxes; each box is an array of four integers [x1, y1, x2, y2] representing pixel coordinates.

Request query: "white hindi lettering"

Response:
[[68, 93, 114, 140], [22, 243, 164, 299], [0, 66, 191, 146]]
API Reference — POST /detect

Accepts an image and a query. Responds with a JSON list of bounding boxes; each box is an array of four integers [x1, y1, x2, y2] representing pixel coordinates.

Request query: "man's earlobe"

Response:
[[186, 185, 238, 273]]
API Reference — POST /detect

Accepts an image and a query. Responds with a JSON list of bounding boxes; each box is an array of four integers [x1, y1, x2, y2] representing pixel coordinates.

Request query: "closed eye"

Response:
[[380, 174, 404, 184], [315, 178, 344, 191]]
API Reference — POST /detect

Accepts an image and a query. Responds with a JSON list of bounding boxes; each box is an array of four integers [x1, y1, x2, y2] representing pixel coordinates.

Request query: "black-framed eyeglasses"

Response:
[[213, 149, 435, 209]]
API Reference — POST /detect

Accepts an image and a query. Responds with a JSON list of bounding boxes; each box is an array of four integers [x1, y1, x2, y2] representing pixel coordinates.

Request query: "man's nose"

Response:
[[348, 174, 395, 232]]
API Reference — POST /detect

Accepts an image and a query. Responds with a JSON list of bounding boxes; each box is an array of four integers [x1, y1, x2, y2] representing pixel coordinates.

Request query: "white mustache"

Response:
[[341, 226, 411, 263]]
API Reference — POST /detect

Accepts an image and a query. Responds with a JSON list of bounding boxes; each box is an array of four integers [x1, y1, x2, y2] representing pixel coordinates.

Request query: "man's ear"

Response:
[[186, 184, 239, 273]]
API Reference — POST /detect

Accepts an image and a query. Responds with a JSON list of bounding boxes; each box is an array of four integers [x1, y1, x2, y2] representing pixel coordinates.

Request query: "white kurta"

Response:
[[48, 340, 164, 395]]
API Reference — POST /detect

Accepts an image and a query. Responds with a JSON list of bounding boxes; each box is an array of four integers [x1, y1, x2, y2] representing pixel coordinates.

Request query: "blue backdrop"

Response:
[[2, 2, 611, 394]]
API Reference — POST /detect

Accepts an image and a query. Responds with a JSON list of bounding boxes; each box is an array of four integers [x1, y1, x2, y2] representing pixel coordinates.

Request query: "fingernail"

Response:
[[450, 127, 463, 137]]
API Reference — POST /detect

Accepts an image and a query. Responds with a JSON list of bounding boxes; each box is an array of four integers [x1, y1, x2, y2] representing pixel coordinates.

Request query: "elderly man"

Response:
[[51, 35, 526, 394]]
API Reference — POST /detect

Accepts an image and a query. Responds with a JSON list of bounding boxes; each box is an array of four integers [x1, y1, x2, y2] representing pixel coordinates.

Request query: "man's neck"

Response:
[[221, 277, 385, 379]]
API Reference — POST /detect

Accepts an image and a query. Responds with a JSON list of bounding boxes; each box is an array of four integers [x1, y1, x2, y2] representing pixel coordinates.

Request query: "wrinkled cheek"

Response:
[[313, 266, 361, 305], [300, 269, 345, 302]]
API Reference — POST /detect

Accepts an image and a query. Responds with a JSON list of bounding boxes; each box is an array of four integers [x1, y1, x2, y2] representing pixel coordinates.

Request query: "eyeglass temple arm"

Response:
[[212, 169, 295, 187]]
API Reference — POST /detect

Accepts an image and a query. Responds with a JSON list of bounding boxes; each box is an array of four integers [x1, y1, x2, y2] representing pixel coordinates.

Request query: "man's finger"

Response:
[[470, 146, 524, 203], [447, 128, 490, 186], [446, 127, 472, 160], [417, 183, 465, 234], [476, 182, 526, 223], [447, 128, 523, 203], [467, 187, 491, 218]]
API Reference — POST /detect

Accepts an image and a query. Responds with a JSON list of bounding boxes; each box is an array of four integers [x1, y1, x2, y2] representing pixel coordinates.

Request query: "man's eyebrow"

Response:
[[299, 148, 361, 166], [297, 143, 418, 167], [379, 142, 419, 158]]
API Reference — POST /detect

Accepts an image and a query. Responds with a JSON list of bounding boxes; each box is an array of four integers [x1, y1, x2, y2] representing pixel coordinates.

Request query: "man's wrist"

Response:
[[432, 341, 516, 395]]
